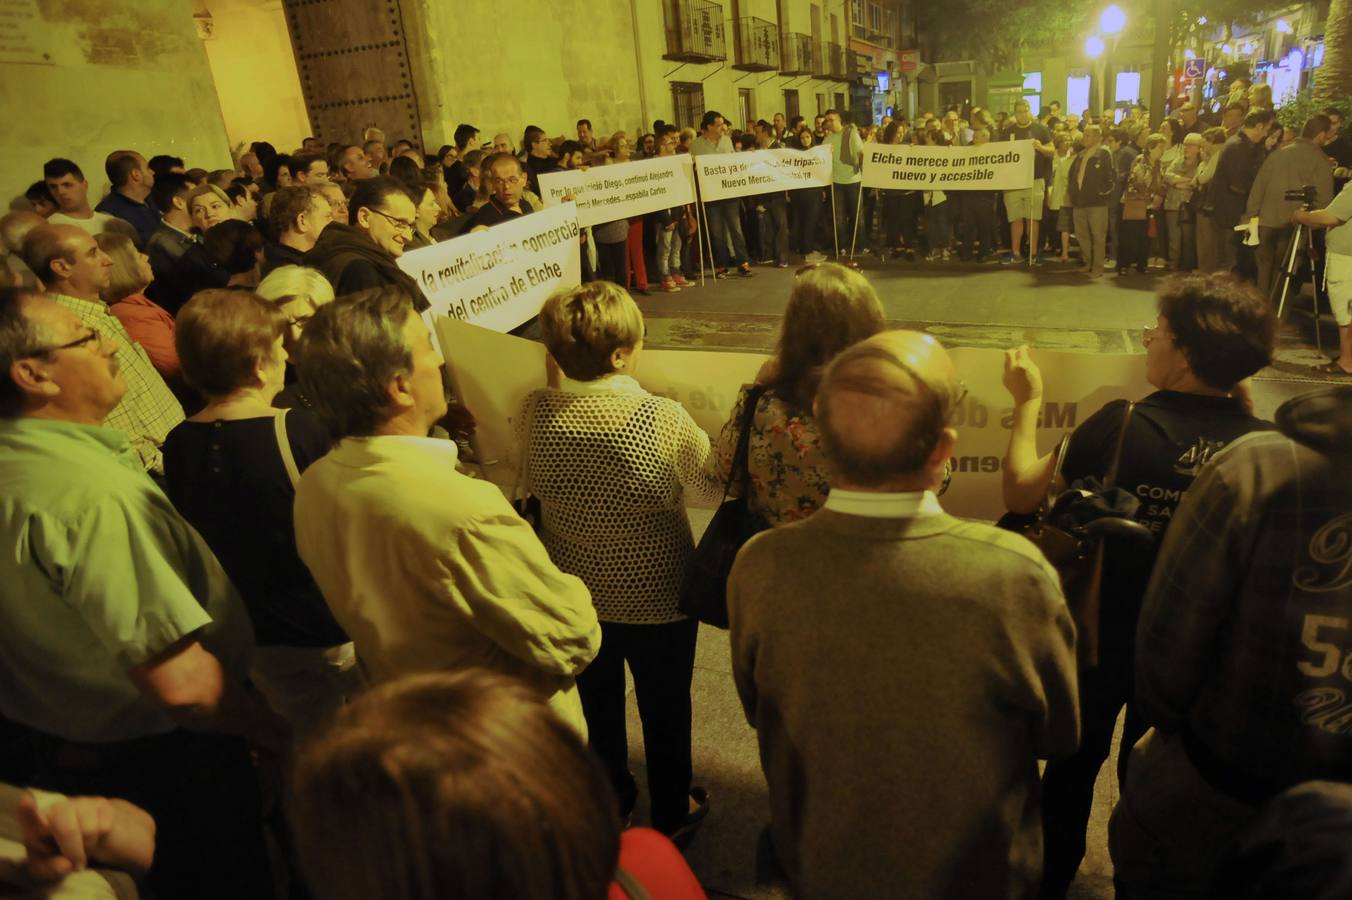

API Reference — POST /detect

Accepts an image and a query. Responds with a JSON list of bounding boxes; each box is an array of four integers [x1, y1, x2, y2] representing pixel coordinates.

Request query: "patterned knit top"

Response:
[[518, 375, 723, 624]]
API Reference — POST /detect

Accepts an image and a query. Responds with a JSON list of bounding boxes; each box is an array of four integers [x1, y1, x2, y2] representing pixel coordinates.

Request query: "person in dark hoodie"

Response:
[[1001, 272, 1277, 900], [1111, 383, 1352, 898], [306, 176, 428, 310]]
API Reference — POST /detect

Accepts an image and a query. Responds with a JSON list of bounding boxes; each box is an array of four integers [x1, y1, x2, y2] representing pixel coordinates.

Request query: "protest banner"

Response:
[[438, 317, 1168, 522], [398, 202, 581, 333], [860, 140, 1035, 191], [692, 144, 833, 202], [537, 155, 696, 228]]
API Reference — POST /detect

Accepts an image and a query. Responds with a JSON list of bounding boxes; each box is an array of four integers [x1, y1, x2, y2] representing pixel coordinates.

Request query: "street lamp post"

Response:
[[1086, 35, 1106, 113], [1100, 5, 1126, 116]]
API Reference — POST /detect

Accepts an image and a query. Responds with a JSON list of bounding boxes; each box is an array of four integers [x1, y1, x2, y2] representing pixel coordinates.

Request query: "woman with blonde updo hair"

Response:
[[707, 261, 886, 525], [519, 281, 721, 841]]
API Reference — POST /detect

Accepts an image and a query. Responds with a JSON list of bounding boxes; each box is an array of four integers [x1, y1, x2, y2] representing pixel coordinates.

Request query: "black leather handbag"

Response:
[[679, 385, 770, 628]]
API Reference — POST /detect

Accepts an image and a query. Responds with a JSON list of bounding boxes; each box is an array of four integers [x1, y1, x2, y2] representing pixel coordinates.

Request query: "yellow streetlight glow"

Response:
[[1100, 4, 1127, 35], [1276, 18, 1293, 34], [1085, 35, 1106, 58]]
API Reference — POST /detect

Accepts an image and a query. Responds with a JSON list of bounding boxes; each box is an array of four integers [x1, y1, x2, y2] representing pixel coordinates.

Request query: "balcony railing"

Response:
[[780, 31, 813, 75], [823, 40, 848, 80], [811, 40, 831, 78], [663, 0, 726, 63], [847, 49, 868, 78], [733, 16, 780, 71]]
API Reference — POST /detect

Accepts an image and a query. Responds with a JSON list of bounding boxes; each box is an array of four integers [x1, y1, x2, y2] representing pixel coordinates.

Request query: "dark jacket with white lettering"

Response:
[[1067, 146, 1116, 208], [1137, 386, 1352, 800]]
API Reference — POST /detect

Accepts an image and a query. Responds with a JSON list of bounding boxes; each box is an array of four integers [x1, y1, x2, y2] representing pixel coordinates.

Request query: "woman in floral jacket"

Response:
[[708, 263, 885, 525]]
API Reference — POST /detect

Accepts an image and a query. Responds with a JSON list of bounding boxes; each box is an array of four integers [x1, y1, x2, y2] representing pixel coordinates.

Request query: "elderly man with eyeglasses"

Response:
[[307, 175, 429, 307], [19, 224, 183, 473], [0, 284, 288, 899], [462, 153, 537, 232]]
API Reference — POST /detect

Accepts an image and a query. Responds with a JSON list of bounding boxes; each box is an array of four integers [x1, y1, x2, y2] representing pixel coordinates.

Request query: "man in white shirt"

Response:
[[292, 286, 601, 733], [691, 110, 753, 277], [42, 159, 117, 237], [822, 110, 864, 258]]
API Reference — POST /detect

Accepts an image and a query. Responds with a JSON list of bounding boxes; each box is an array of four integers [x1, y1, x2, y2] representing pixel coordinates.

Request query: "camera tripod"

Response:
[[1272, 218, 1325, 356]]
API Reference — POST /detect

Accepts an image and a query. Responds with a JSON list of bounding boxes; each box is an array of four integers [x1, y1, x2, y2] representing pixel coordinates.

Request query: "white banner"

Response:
[[537, 156, 696, 228], [693, 144, 834, 202], [436, 318, 1171, 521], [861, 140, 1036, 191], [398, 203, 581, 333]]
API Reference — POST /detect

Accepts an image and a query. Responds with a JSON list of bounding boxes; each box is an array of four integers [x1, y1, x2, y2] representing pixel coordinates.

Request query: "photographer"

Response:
[[1243, 114, 1335, 297], [1293, 181, 1352, 376]]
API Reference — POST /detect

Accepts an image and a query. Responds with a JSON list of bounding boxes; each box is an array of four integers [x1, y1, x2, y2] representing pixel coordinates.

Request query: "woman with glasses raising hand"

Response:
[[999, 272, 1276, 900]]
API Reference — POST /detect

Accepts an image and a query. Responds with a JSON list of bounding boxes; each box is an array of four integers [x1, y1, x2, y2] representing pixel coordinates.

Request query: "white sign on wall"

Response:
[[537, 155, 696, 228]]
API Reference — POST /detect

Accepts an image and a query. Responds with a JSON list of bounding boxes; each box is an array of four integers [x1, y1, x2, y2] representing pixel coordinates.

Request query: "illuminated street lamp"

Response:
[[1085, 34, 1106, 58], [1100, 4, 1127, 36]]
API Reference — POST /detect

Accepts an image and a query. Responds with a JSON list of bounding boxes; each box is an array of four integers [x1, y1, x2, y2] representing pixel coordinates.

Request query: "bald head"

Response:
[[22, 225, 111, 298], [816, 330, 961, 490]]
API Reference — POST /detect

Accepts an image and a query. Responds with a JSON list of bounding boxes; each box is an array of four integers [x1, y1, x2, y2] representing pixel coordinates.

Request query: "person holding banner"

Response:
[[823, 111, 864, 259], [789, 128, 828, 262], [521, 282, 722, 841], [752, 120, 790, 268], [692, 112, 753, 278], [1001, 100, 1055, 264]]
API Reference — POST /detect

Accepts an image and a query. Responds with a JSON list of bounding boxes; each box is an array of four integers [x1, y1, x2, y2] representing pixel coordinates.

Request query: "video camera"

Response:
[[1285, 184, 1317, 208]]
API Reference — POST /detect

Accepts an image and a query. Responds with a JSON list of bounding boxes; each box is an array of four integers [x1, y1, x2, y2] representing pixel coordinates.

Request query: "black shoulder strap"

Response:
[[724, 384, 768, 502]]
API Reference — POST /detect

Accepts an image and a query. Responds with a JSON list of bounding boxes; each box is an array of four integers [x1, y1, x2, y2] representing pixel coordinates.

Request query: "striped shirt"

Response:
[[49, 293, 184, 473]]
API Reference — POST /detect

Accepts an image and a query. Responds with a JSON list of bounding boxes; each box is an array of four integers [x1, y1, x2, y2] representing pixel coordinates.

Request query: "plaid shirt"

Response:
[[50, 294, 183, 473], [1137, 428, 1352, 792]]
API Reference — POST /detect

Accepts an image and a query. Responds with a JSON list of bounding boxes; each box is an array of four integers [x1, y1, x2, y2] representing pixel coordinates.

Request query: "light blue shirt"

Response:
[[0, 418, 253, 742]]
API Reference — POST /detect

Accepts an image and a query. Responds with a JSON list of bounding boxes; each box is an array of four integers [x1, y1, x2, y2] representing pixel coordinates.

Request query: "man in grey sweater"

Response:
[[728, 330, 1081, 899]]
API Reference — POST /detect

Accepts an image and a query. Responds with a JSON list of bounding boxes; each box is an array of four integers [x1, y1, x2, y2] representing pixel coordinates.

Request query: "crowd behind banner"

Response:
[[1, 76, 1351, 900]]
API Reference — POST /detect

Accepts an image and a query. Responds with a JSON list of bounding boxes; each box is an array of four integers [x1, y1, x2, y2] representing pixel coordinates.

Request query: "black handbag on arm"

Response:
[[678, 385, 771, 628]]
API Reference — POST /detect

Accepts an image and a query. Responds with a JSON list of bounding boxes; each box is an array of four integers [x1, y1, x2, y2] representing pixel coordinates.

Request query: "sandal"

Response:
[[1312, 360, 1352, 377]]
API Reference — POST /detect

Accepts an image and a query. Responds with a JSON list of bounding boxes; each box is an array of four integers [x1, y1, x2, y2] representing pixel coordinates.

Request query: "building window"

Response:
[[671, 82, 705, 130], [738, 88, 755, 129], [784, 89, 800, 120], [816, 91, 827, 115], [1066, 74, 1091, 118], [834, 91, 846, 112], [851, 0, 863, 25], [870, 3, 882, 32], [1022, 71, 1042, 116], [1115, 70, 1142, 105]]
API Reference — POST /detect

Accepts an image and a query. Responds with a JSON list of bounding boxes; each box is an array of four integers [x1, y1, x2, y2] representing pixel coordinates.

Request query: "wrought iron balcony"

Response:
[[811, 40, 831, 78], [823, 40, 848, 80], [780, 31, 813, 75], [663, 0, 726, 63], [732, 16, 780, 71]]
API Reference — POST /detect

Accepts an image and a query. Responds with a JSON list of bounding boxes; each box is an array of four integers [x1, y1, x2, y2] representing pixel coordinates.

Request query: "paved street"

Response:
[[618, 259, 1338, 899]]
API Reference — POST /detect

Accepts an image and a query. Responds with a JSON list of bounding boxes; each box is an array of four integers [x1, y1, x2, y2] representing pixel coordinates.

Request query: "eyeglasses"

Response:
[[1142, 324, 1171, 347], [490, 174, 524, 187], [23, 329, 102, 358], [367, 207, 415, 232]]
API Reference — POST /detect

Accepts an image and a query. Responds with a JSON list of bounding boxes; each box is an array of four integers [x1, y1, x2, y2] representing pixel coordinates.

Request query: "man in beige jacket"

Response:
[[293, 286, 600, 733], [728, 330, 1080, 898]]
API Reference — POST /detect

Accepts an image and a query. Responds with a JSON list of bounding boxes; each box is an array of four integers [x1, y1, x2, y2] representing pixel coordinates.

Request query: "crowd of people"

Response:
[[0, 90, 1351, 900]]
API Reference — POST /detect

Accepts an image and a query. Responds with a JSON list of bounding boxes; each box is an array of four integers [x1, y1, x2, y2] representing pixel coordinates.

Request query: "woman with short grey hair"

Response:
[[519, 281, 721, 841]]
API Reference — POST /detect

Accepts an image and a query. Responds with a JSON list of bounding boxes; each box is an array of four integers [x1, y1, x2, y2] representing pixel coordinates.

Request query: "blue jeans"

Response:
[[705, 199, 749, 267]]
